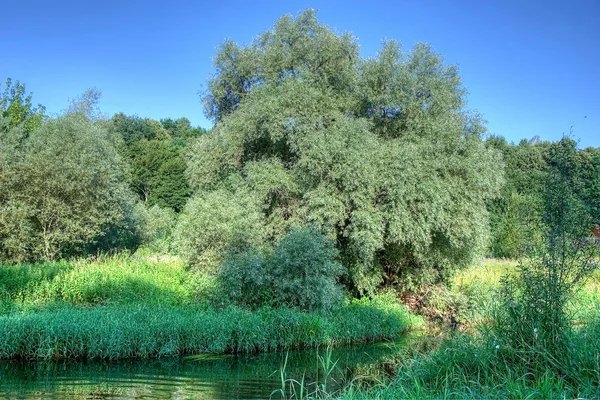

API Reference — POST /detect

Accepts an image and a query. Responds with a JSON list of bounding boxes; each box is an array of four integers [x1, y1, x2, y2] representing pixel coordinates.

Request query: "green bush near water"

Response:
[[221, 227, 345, 312]]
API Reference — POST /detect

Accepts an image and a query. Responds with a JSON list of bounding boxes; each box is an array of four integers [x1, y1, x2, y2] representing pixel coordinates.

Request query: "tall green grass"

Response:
[[0, 299, 415, 360], [342, 319, 600, 399], [0, 254, 212, 312], [336, 257, 600, 399], [0, 254, 419, 360]]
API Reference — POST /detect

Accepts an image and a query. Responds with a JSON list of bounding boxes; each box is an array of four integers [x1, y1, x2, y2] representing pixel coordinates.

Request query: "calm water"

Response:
[[0, 338, 414, 399]]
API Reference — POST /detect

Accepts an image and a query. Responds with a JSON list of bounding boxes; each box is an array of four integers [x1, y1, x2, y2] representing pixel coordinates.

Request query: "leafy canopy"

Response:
[[0, 92, 134, 263], [183, 10, 503, 293]]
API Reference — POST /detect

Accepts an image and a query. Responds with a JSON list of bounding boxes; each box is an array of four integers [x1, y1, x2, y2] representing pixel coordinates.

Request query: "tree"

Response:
[[185, 10, 502, 293], [486, 137, 549, 257], [160, 117, 206, 140], [65, 87, 105, 121], [110, 114, 191, 211], [0, 93, 134, 263], [0, 78, 45, 133]]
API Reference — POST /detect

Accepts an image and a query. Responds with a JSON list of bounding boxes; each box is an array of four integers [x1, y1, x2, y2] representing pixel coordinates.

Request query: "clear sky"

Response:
[[1, 0, 598, 147]]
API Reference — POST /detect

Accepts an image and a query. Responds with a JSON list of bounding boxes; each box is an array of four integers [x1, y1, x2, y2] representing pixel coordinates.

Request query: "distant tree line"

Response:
[[486, 136, 600, 259]]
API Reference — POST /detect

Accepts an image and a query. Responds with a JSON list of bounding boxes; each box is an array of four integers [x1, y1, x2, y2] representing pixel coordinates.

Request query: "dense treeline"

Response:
[[1, 10, 598, 304], [487, 136, 600, 258], [0, 81, 203, 262]]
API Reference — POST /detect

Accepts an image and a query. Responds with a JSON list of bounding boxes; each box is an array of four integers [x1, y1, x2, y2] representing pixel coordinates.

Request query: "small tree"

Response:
[[217, 227, 345, 312], [268, 227, 345, 312], [0, 89, 134, 262], [0, 78, 45, 133]]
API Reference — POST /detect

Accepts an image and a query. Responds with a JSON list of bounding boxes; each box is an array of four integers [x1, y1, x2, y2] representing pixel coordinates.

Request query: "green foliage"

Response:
[[110, 112, 166, 144], [492, 137, 599, 379], [173, 186, 266, 271], [189, 10, 503, 293], [268, 227, 345, 312], [490, 192, 544, 258], [219, 248, 271, 309], [0, 78, 45, 133], [160, 117, 206, 141], [110, 113, 192, 212], [337, 263, 600, 400], [134, 204, 177, 254], [203, 9, 358, 121], [486, 136, 600, 258], [0, 111, 133, 263], [218, 228, 345, 313], [65, 87, 105, 121], [126, 139, 190, 211]]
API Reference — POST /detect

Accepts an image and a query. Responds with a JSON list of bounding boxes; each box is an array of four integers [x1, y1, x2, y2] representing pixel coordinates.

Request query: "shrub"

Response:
[[217, 227, 345, 313], [268, 227, 345, 313], [219, 248, 272, 309], [173, 188, 266, 272], [134, 203, 177, 254]]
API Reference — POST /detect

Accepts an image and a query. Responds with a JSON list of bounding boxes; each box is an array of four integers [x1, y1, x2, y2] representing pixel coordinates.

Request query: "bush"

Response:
[[268, 227, 345, 313], [134, 203, 177, 254], [218, 227, 345, 313], [219, 248, 272, 309], [173, 188, 266, 272]]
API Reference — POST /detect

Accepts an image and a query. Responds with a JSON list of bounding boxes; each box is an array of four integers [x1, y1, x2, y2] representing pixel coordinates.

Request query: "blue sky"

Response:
[[1, 0, 598, 147]]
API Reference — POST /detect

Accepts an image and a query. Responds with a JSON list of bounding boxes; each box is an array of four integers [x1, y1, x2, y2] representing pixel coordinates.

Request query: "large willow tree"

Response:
[[183, 10, 503, 293]]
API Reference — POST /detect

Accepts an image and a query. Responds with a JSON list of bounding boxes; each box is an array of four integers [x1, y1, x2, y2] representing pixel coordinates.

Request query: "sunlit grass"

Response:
[[335, 258, 600, 399], [0, 299, 415, 360], [0, 254, 418, 360], [0, 254, 211, 313]]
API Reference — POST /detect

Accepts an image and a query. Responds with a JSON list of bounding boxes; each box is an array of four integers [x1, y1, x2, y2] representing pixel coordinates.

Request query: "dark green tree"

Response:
[[110, 114, 191, 212], [486, 136, 549, 257]]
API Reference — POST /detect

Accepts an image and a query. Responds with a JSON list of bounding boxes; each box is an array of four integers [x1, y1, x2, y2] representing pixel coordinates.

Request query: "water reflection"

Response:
[[0, 338, 413, 399]]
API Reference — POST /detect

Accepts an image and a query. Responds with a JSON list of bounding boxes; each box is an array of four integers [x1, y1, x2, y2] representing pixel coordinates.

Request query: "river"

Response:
[[0, 338, 414, 399]]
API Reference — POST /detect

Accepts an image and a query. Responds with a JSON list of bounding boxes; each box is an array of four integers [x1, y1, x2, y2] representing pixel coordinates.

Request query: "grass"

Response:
[[0, 254, 418, 360], [281, 259, 600, 399], [344, 259, 600, 399], [0, 301, 415, 360], [340, 319, 600, 399], [0, 254, 208, 313]]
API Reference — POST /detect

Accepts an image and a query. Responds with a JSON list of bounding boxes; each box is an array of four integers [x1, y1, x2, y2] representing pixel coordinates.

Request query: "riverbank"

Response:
[[0, 255, 418, 360], [335, 260, 600, 399]]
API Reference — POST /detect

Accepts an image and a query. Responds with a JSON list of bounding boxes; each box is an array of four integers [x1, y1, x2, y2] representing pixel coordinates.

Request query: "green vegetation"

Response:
[[187, 9, 503, 294], [0, 301, 414, 360], [335, 267, 600, 399], [0, 254, 417, 360], [487, 135, 600, 258], [221, 227, 345, 312], [0, 9, 599, 398], [332, 137, 600, 399]]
